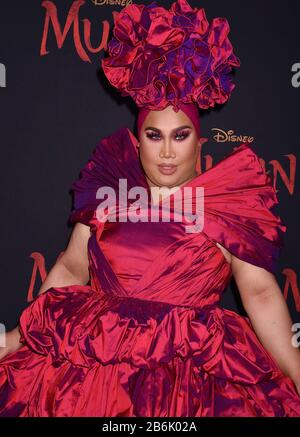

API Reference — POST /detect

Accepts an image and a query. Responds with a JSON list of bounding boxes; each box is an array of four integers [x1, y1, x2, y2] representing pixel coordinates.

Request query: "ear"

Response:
[[199, 137, 208, 146], [195, 137, 208, 173]]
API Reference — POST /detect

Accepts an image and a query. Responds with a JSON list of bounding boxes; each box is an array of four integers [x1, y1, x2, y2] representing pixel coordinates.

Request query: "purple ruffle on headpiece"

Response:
[[101, 0, 241, 111]]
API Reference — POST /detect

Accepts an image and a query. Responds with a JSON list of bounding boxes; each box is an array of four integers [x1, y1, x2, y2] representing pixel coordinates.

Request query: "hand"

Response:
[[0, 326, 24, 361]]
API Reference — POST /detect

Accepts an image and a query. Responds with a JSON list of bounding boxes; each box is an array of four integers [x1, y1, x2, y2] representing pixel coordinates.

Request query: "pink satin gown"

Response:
[[0, 127, 300, 416]]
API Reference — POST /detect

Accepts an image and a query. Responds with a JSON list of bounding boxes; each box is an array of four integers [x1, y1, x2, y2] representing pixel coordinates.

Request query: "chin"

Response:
[[154, 174, 181, 188]]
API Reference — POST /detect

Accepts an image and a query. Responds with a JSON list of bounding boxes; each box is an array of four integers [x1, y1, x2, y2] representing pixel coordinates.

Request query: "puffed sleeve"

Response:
[[197, 144, 287, 274], [68, 126, 142, 234]]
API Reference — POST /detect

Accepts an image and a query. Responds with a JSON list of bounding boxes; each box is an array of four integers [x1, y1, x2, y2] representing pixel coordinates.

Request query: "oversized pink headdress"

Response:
[[101, 0, 241, 138]]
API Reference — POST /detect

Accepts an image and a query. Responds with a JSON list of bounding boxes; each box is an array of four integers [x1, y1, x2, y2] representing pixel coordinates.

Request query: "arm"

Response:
[[232, 255, 300, 395], [0, 223, 91, 360], [38, 222, 91, 294]]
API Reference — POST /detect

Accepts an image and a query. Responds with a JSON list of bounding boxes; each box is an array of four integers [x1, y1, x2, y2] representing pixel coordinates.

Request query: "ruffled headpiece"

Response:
[[101, 0, 241, 135]]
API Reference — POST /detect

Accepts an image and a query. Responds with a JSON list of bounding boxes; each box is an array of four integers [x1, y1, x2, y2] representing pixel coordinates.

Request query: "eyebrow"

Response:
[[144, 125, 192, 133]]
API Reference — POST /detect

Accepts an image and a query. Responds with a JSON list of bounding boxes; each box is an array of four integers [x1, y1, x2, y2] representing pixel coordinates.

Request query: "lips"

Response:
[[158, 164, 177, 175]]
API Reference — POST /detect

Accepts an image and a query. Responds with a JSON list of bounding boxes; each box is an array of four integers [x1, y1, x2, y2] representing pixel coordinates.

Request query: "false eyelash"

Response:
[[146, 131, 190, 140]]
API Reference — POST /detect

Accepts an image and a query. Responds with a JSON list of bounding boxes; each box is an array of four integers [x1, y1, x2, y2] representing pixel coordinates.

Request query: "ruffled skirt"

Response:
[[0, 286, 300, 417]]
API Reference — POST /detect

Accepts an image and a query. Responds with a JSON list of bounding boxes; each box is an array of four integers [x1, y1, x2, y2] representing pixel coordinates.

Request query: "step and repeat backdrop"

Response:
[[0, 0, 299, 331]]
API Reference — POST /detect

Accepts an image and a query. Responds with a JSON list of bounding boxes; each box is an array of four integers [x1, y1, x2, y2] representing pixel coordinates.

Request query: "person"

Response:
[[0, 0, 300, 417]]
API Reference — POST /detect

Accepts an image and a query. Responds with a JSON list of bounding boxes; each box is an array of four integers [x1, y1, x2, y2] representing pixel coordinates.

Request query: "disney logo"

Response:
[[90, 0, 133, 5], [212, 128, 254, 143]]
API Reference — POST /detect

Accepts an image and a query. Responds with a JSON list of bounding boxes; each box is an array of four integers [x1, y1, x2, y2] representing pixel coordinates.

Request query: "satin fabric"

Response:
[[101, 0, 241, 111], [0, 126, 299, 417]]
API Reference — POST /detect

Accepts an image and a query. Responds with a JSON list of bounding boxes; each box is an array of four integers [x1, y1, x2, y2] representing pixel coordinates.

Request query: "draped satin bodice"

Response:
[[67, 126, 286, 312], [88, 219, 232, 308]]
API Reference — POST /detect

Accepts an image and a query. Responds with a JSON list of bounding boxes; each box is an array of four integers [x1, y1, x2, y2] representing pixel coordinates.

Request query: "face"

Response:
[[138, 105, 201, 191]]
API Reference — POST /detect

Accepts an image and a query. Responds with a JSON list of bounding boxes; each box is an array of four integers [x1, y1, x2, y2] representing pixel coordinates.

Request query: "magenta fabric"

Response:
[[0, 127, 299, 417], [101, 0, 241, 111], [137, 102, 201, 139]]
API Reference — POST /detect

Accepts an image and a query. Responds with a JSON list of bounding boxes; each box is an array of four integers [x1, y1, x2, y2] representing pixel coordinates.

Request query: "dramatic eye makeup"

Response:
[[145, 125, 192, 141]]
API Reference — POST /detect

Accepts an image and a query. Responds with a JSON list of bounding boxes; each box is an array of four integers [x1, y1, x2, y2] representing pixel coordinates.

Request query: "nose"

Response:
[[159, 140, 176, 159]]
